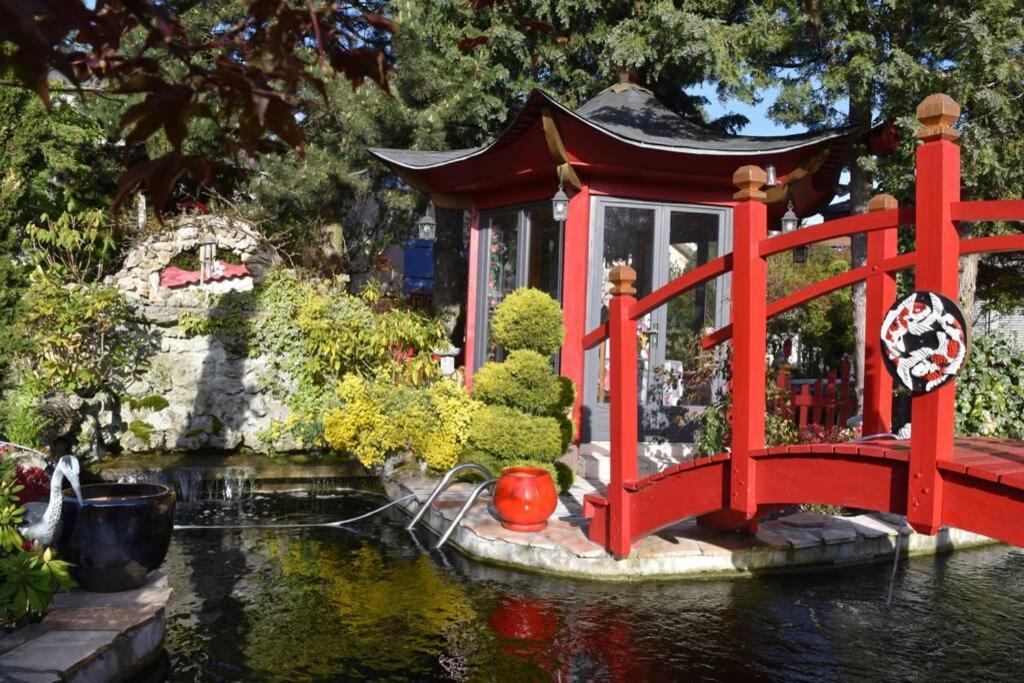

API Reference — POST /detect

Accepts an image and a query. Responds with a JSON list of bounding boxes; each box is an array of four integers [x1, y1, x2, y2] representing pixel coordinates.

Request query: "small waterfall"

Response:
[[104, 465, 257, 504]]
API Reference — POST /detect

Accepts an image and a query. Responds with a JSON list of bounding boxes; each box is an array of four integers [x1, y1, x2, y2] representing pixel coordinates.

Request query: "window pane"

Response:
[[484, 212, 519, 361], [663, 210, 721, 406], [594, 206, 656, 405], [526, 207, 562, 301], [600, 206, 656, 321]]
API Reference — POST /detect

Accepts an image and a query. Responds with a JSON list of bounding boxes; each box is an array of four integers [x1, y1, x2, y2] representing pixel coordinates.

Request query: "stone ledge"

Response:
[[386, 472, 997, 581], [0, 571, 170, 683]]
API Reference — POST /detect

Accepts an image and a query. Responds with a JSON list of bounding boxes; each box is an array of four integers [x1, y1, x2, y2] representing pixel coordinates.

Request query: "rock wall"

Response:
[[81, 215, 300, 456], [116, 328, 298, 454]]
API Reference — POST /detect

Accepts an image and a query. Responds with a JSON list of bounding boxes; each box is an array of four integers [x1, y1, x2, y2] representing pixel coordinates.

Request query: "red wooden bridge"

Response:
[[581, 94, 1024, 558]]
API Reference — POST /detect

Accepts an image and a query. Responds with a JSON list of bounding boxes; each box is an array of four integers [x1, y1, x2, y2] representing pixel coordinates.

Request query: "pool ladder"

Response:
[[406, 463, 496, 549]]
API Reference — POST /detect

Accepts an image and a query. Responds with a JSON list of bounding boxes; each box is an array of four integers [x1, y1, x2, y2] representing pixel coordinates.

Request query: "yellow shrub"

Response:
[[323, 375, 408, 468]]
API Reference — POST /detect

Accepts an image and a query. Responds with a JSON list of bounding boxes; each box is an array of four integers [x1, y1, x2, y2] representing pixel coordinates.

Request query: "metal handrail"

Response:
[[435, 478, 497, 549], [405, 462, 494, 531]]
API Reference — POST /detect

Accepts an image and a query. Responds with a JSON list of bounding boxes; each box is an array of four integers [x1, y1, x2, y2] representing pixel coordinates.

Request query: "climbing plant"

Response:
[[955, 332, 1024, 439]]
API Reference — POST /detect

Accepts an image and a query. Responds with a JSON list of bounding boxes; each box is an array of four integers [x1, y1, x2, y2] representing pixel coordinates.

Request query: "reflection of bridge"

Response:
[[582, 94, 1024, 558]]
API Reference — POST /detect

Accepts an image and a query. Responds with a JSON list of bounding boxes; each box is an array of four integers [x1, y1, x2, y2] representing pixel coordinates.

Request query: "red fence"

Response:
[[775, 360, 855, 431], [582, 93, 1024, 558]]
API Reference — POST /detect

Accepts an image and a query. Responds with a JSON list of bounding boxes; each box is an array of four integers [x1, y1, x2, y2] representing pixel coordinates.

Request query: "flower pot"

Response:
[[59, 483, 176, 592], [493, 467, 557, 532]]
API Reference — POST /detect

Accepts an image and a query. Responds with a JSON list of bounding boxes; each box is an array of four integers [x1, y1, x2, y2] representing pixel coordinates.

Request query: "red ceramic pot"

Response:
[[493, 467, 558, 532]]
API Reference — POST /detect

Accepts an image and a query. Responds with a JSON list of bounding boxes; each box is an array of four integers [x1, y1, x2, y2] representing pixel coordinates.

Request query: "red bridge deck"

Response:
[[584, 437, 1024, 554]]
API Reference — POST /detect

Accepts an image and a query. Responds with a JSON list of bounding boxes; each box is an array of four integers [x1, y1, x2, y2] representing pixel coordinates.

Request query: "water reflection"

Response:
[[161, 481, 1024, 682]]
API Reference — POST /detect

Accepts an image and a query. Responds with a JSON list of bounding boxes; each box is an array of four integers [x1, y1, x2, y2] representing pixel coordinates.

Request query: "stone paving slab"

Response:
[[0, 571, 170, 683], [387, 470, 998, 580]]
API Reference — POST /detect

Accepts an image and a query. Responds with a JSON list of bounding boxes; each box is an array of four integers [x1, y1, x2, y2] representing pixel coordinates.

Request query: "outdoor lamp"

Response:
[[416, 202, 437, 241], [793, 245, 809, 264], [551, 168, 569, 223], [765, 164, 778, 187], [781, 199, 799, 232]]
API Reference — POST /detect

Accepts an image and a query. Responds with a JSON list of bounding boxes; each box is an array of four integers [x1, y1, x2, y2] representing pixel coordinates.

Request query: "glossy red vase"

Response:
[[493, 467, 558, 532]]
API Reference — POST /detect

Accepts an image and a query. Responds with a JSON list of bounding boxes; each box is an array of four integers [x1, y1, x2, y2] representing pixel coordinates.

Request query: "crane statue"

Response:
[[19, 455, 84, 547]]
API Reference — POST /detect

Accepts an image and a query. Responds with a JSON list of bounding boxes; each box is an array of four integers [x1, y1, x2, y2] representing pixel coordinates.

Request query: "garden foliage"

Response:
[[0, 479, 74, 627], [468, 290, 574, 480], [490, 289, 565, 357], [955, 332, 1024, 439]]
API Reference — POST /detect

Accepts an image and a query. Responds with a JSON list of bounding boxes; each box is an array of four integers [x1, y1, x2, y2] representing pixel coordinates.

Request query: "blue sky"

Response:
[[690, 83, 850, 215], [691, 83, 805, 136]]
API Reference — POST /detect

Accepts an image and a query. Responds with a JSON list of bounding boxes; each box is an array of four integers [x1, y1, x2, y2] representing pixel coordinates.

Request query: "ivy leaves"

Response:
[[955, 332, 1024, 439]]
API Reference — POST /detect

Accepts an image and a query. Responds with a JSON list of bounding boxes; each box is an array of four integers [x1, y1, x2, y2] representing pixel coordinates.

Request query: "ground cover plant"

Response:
[[0, 471, 74, 630]]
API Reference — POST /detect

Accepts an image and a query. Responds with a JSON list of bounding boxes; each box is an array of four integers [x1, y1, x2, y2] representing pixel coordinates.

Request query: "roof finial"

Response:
[[611, 68, 651, 94]]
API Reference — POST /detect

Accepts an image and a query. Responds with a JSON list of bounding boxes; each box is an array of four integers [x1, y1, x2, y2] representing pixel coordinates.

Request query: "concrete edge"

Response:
[[385, 476, 1000, 582]]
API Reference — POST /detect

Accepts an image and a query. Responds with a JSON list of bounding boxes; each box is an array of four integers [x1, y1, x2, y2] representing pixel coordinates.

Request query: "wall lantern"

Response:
[[793, 245, 809, 264], [551, 168, 569, 223], [781, 199, 799, 232], [765, 164, 778, 187], [416, 202, 437, 241]]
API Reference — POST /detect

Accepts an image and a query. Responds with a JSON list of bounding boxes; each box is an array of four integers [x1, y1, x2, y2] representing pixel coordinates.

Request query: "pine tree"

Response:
[[741, 0, 1024, 405]]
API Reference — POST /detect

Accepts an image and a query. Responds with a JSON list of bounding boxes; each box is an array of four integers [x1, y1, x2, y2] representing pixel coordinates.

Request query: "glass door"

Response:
[[475, 204, 563, 367], [582, 199, 731, 442]]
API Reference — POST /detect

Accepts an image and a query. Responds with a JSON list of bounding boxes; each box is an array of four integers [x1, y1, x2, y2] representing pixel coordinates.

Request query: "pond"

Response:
[[154, 476, 1024, 681]]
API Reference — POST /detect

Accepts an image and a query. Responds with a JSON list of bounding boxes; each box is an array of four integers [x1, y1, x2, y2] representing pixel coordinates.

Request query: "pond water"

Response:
[[158, 480, 1024, 681]]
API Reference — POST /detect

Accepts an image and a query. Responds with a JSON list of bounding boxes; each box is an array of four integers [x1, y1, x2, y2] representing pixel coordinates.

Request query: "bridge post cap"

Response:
[[609, 265, 637, 296], [732, 165, 768, 201], [867, 194, 898, 212], [916, 93, 960, 141]]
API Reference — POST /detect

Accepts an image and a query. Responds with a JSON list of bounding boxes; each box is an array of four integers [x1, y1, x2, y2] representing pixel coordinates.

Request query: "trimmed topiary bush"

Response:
[[472, 350, 563, 415], [468, 405, 563, 463], [491, 288, 564, 355]]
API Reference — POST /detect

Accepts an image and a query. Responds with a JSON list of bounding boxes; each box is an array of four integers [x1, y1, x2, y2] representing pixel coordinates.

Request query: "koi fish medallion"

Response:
[[881, 291, 969, 394]]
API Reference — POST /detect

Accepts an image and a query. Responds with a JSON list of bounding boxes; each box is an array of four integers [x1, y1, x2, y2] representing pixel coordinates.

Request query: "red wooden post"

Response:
[[863, 194, 899, 435], [728, 166, 769, 519], [607, 265, 639, 558], [561, 186, 592, 434], [909, 94, 961, 535]]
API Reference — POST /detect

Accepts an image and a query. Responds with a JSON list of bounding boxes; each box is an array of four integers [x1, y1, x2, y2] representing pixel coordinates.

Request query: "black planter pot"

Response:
[[59, 483, 176, 593]]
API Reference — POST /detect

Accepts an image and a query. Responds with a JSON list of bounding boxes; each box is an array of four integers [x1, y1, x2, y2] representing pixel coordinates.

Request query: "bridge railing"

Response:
[[582, 93, 1024, 558]]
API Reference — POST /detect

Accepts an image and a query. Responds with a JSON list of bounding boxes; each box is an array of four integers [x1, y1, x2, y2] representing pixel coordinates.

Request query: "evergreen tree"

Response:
[[741, 0, 1024, 402]]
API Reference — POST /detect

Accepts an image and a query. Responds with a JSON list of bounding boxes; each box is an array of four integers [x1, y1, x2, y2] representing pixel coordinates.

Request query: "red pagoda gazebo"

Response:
[[369, 77, 879, 444]]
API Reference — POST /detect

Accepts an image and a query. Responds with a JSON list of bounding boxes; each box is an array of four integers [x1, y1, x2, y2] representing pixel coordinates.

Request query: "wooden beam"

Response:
[[431, 192, 472, 210], [541, 107, 583, 190], [764, 147, 831, 205]]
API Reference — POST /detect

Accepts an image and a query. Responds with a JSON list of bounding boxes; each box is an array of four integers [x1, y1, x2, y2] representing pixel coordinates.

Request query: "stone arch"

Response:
[[111, 215, 279, 303]]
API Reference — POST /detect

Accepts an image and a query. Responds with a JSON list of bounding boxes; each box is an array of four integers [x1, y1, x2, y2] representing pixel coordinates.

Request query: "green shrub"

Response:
[[557, 415, 575, 452], [468, 404, 563, 463], [557, 376, 576, 412], [472, 350, 563, 415], [323, 375, 479, 471], [491, 288, 564, 355], [21, 271, 145, 396], [242, 271, 450, 449], [553, 460, 574, 494], [0, 479, 74, 625], [956, 332, 1024, 439], [0, 381, 49, 448]]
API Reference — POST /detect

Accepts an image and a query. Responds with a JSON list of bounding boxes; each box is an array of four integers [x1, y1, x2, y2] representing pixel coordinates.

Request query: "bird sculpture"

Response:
[[19, 455, 84, 547]]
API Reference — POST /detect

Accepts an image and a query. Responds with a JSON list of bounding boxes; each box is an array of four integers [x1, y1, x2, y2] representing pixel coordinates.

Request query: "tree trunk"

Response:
[[848, 83, 873, 414], [432, 207, 468, 349], [959, 223, 980, 323]]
